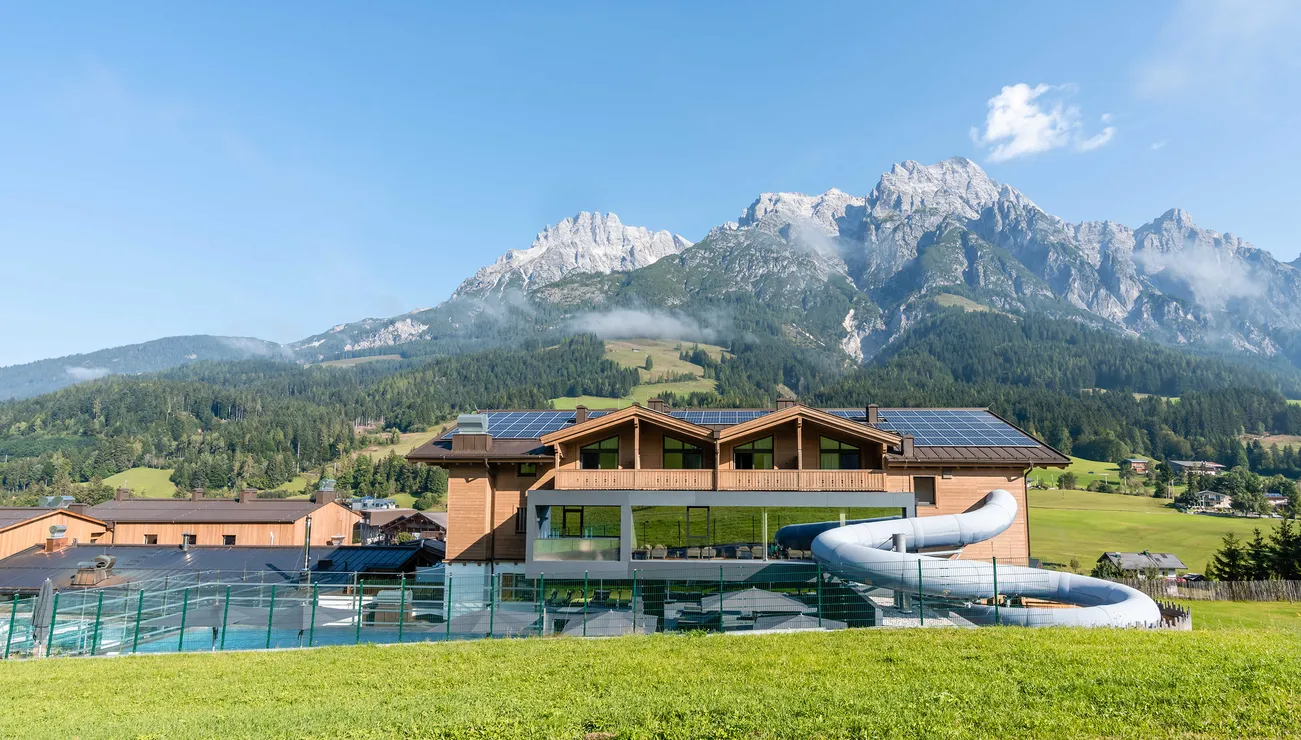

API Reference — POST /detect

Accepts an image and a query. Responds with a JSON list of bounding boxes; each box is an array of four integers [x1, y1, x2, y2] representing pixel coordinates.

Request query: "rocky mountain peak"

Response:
[[869, 157, 1007, 220], [452, 211, 691, 297]]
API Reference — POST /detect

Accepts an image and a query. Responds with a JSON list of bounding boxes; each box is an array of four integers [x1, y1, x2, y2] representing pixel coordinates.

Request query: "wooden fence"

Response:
[[1116, 578, 1301, 602]]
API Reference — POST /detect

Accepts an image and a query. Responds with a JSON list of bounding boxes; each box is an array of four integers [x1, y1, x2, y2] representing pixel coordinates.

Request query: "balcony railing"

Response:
[[532, 536, 621, 562], [555, 469, 714, 490], [554, 468, 887, 491], [717, 469, 887, 492]]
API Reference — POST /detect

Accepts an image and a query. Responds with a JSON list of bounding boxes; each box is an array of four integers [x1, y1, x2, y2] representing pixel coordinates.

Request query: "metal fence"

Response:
[[1, 558, 1144, 660], [1115, 578, 1301, 602]]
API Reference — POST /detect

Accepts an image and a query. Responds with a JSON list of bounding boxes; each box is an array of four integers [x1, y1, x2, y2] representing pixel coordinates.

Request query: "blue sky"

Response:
[[1, 1, 1299, 366]]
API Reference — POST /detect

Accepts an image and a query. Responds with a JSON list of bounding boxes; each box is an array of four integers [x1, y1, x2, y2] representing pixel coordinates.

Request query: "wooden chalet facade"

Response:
[[407, 400, 1068, 580]]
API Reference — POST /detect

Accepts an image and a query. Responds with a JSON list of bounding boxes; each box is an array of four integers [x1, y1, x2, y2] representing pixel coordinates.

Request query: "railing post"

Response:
[[582, 571, 589, 637], [718, 566, 725, 632], [130, 590, 145, 654], [220, 586, 231, 651], [265, 584, 277, 650], [4, 594, 18, 659], [444, 576, 452, 641], [917, 559, 924, 627], [308, 583, 318, 647], [355, 579, 365, 644], [46, 592, 60, 658], [991, 556, 1000, 626], [397, 575, 407, 643], [177, 588, 190, 652], [488, 572, 496, 638], [631, 570, 638, 633], [537, 573, 545, 637], [816, 562, 824, 628], [90, 591, 104, 656]]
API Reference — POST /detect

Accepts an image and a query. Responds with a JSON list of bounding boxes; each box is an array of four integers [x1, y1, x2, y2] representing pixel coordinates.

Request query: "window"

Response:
[[514, 496, 527, 534], [579, 436, 619, 469], [819, 437, 861, 470], [664, 436, 704, 469], [223, 534, 237, 546], [518, 462, 538, 477], [143, 534, 158, 544], [182, 533, 197, 546], [733, 437, 774, 470], [914, 476, 936, 506]]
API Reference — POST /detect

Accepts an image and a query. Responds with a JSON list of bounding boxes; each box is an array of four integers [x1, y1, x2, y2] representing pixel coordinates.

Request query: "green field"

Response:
[[1029, 488, 1278, 571], [1029, 455, 1132, 488], [934, 292, 995, 313], [99, 467, 177, 497], [1, 629, 1297, 738], [1182, 600, 1301, 632], [317, 354, 402, 367]]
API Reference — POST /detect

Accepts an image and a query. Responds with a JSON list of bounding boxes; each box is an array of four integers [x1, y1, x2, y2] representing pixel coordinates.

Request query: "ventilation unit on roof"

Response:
[[47, 524, 67, 539], [457, 414, 490, 434]]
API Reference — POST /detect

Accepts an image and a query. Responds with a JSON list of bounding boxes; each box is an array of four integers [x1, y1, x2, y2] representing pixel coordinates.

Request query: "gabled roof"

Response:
[[716, 404, 903, 446], [89, 498, 358, 525], [539, 404, 715, 446], [1099, 551, 1188, 570], [0, 507, 107, 533]]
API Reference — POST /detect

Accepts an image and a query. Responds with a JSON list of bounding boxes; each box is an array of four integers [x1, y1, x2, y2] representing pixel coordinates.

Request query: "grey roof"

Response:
[[0, 507, 105, 532], [1100, 551, 1188, 571], [0, 544, 336, 593], [1168, 460, 1225, 468], [89, 498, 349, 524], [313, 545, 435, 574]]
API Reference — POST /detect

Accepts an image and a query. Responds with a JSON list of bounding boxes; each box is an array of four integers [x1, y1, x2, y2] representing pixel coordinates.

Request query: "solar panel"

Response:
[[869, 409, 1038, 447], [669, 410, 771, 425], [448, 409, 618, 438]]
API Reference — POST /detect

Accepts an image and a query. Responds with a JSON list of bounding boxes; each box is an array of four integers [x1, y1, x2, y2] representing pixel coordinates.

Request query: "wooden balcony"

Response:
[[555, 469, 714, 490], [717, 469, 887, 492], [554, 468, 887, 492]]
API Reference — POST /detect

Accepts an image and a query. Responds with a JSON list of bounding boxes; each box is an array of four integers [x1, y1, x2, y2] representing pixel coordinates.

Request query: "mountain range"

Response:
[[4, 157, 1300, 400]]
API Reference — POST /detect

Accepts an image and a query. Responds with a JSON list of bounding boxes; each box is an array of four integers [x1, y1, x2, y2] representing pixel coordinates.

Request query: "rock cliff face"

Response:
[[304, 157, 1301, 364]]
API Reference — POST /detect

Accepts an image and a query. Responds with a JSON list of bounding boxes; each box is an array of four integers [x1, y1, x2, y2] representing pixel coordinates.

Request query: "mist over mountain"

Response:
[[8, 157, 1301, 398]]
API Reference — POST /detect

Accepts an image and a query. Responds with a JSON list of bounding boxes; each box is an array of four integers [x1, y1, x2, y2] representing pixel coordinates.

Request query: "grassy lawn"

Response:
[[1029, 455, 1133, 488], [356, 426, 449, 461], [1180, 600, 1301, 632], [553, 338, 724, 410], [99, 467, 177, 497], [1029, 488, 1278, 571], [2, 629, 1298, 738], [316, 354, 403, 367], [550, 394, 635, 409]]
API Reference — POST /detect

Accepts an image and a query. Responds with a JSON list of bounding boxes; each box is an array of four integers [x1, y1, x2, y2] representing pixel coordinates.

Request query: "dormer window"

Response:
[[733, 437, 774, 470], [579, 436, 619, 469], [820, 437, 861, 470], [664, 436, 704, 469]]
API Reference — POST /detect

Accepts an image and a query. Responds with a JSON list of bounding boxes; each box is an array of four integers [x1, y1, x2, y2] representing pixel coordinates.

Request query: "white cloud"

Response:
[[970, 84, 1116, 162], [567, 309, 719, 342], [1134, 0, 1301, 103], [65, 366, 111, 381], [1150, 140, 1168, 150]]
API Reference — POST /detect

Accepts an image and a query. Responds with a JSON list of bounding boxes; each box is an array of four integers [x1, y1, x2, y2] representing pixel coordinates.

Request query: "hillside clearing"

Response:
[[1029, 455, 1134, 488], [1028, 488, 1278, 571], [1, 629, 1297, 738], [316, 354, 402, 367], [552, 338, 724, 409], [99, 467, 176, 498]]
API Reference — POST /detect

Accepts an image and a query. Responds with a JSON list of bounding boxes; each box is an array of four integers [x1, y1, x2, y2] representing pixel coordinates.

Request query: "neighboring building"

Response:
[[1266, 492, 1289, 510], [0, 543, 338, 595], [89, 489, 361, 548], [1098, 551, 1187, 578], [377, 511, 447, 544], [1121, 458, 1148, 475], [1169, 460, 1225, 476], [1197, 490, 1231, 509], [406, 400, 1069, 583], [349, 497, 399, 511], [0, 506, 109, 561], [359, 508, 417, 543]]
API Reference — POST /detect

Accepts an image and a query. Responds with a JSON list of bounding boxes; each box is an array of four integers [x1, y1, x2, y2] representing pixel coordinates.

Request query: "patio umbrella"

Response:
[[448, 607, 539, 637], [700, 587, 811, 615], [31, 579, 55, 654], [752, 613, 846, 631], [559, 609, 657, 637]]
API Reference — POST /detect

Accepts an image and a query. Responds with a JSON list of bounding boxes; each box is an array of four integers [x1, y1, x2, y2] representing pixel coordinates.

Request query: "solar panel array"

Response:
[[825, 409, 1038, 447], [450, 408, 1037, 446], [669, 410, 771, 425]]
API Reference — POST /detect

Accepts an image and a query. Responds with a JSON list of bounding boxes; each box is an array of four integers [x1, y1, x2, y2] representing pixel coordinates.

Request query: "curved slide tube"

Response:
[[775, 489, 1161, 628]]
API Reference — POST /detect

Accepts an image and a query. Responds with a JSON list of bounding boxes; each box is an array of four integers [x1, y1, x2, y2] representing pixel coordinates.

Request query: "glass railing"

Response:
[[532, 537, 621, 561]]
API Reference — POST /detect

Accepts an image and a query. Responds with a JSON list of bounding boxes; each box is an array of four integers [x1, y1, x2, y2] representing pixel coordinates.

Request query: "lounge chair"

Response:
[[651, 545, 667, 559]]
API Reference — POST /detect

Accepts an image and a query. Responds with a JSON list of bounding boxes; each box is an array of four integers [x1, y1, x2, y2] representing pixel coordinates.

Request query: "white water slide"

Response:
[[774, 489, 1161, 627]]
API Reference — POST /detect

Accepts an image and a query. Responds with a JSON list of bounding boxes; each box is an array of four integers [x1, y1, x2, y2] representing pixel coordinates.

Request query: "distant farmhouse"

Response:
[[1196, 490, 1231, 509], [1168, 460, 1225, 476], [1121, 458, 1148, 475], [1098, 551, 1187, 578]]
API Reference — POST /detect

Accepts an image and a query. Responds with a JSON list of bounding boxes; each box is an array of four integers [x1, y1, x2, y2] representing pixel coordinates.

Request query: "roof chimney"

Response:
[[45, 524, 69, 553], [316, 489, 337, 505], [452, 413, 494, 452], [66, 503, 88, 516], [239, 488, 258, 504], [776, 398, 797, 411], [575, 405, 589, 424], [901, 435, 914, 457], [114, 487, 131, 501], [867, 404, 879, 425], [191, 488, 205, 502], [647, 398, 667, 413]]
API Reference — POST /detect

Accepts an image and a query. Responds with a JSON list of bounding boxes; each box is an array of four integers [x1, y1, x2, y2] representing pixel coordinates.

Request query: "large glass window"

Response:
[[579, 436, 619, 469], [819, 437, 861, 470], [733, 436, 774, 470], [664, 436, 704, 469]]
